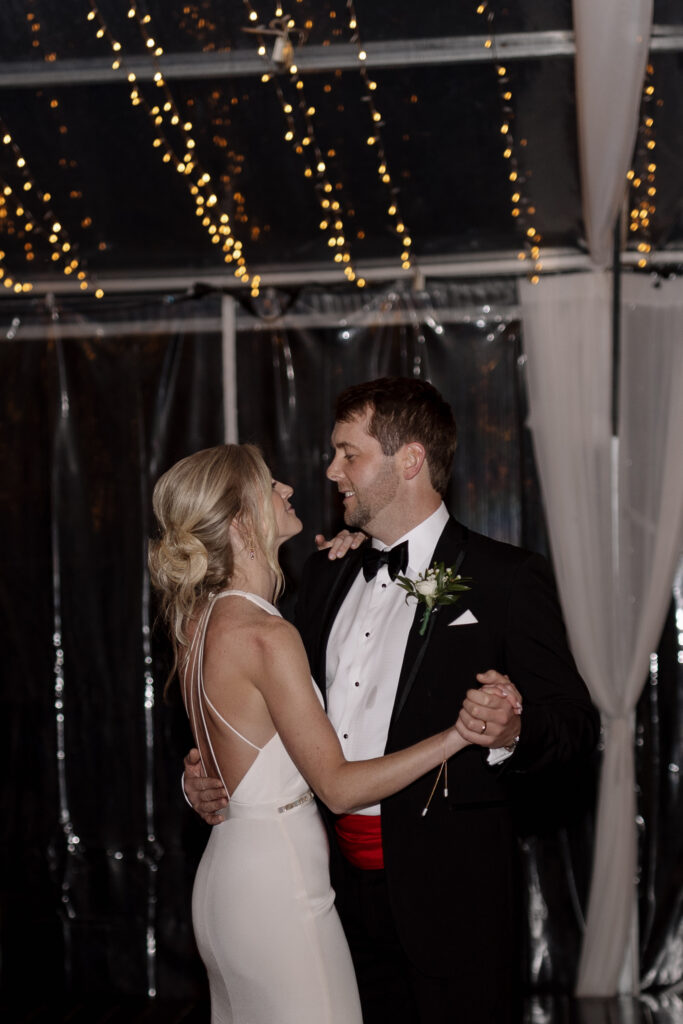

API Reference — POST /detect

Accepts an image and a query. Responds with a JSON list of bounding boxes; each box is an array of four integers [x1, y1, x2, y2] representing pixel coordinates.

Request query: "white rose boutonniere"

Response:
[[396, 562, 472, 636]]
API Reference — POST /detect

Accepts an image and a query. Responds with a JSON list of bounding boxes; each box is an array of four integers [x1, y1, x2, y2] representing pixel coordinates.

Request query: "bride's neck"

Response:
[[230, 555, 278, 604]]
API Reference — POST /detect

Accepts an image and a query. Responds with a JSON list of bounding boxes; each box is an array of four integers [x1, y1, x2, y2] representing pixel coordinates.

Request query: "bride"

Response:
[[149, 443, 515, 1024]]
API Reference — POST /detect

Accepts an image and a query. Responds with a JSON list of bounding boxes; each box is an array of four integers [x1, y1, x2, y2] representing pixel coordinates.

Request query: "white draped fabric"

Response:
[[520, 271, 683, 995], [572, 0, 653, 267]]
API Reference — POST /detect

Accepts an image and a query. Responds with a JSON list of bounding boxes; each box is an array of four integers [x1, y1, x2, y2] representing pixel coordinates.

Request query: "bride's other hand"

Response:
[[183, 747, 229, 825], [315, 529, 366, 560]]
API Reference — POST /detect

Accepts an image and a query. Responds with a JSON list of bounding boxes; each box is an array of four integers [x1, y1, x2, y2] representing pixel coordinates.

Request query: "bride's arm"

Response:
[[252, 617, 467, 815]]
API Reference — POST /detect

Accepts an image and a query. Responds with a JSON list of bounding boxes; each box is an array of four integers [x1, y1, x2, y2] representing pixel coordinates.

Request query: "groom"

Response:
[[185, 377, 599, 1023]]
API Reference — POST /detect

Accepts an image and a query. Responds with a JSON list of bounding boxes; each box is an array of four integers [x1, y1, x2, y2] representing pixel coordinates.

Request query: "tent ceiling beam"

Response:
[[6, 249, 596, 296], [0, 32, 578, 88], [1, 27, 680, 89]]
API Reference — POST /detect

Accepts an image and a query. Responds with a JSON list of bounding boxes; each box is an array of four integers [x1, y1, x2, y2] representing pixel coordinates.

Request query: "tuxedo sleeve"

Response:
[[501, 552, 600, 772]]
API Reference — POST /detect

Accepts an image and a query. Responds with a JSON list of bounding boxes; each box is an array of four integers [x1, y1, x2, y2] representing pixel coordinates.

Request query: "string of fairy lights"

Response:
[[344, 0, 413, 273], [242, 0, 413, 285], [87, 1, 258, 294], [0, 4, 99, 295], [0, 121, 94, 294], [24, 1, 98, 258], [627, 62, 658, 270], [243, 1, 362, 286], [2, 6, 671, 295], [475, 0, 542, 283]]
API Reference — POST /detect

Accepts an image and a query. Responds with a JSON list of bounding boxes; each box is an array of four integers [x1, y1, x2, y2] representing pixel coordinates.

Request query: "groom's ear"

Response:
[[400, 442, 426, 481]]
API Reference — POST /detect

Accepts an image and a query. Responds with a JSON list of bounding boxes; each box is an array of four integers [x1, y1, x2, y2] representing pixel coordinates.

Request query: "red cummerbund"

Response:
[[335, 813, 384, 869]]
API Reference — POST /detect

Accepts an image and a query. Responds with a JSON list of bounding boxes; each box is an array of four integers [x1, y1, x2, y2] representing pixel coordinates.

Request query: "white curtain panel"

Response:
[[520, 271, 683, 995], [572, 0, 653, 267]]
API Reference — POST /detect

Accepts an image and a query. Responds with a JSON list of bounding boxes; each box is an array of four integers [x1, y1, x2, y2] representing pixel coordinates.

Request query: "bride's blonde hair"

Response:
[[148, 443, 283, 678]]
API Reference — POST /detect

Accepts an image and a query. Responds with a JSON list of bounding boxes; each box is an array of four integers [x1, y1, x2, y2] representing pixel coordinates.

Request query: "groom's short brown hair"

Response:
[[334, 377, 457, 495]]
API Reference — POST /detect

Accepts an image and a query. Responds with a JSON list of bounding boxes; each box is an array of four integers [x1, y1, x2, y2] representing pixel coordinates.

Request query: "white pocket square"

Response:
[[448, 609, 478, 627]]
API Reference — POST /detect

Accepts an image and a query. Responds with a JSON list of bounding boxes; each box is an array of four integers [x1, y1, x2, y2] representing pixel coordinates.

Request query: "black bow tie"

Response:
[[361, 540, 409, 582]]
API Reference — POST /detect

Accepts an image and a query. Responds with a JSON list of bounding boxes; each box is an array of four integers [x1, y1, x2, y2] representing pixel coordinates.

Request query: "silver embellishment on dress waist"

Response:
[[278, 790, 314, 814]]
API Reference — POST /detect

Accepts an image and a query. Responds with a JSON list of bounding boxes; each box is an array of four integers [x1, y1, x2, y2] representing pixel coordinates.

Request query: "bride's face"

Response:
[[271, 479, 303, 543]]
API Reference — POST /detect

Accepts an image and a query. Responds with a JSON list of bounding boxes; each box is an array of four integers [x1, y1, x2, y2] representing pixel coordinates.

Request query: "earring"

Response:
[[249, 549, 255, 560]]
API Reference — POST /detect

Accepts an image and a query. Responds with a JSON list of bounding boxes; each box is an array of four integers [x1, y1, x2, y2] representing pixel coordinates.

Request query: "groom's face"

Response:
[[327, 409, 400, 537]]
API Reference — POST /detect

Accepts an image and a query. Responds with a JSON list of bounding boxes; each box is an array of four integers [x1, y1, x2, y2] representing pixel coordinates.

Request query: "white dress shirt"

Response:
[[326, 504, 450, 815]]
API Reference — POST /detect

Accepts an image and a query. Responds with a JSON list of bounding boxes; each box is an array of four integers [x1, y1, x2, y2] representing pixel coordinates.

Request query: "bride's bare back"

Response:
[[181, 591, 286, 797]]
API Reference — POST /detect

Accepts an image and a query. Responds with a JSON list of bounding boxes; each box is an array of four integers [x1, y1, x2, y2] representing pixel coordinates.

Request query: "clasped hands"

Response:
[[456, 670, 523, 751]]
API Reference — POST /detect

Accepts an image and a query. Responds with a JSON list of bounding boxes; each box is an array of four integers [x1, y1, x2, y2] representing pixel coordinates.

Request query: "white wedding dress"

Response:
[[183, 590, 362, 1024]]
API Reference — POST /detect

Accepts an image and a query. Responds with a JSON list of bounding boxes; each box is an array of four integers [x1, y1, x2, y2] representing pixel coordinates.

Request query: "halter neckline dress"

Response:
[[183, 589, 362, 1024]]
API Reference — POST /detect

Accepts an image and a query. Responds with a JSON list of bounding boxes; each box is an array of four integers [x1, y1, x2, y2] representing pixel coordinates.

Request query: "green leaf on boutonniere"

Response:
[[395, 562, 473, 636]]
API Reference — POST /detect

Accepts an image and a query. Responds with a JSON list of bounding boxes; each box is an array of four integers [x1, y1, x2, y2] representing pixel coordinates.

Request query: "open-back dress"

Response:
[[182, 589, 362, 1024]]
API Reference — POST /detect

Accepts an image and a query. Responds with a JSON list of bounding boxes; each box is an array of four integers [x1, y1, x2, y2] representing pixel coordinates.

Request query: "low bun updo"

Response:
[[148, 443, 282, 680]]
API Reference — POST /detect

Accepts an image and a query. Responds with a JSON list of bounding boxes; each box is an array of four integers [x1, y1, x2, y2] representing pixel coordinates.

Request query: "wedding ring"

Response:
[[480, 721, 487, 734]]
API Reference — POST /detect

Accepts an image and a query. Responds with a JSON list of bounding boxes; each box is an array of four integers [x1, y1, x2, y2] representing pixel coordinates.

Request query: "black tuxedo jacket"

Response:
[[295, 516, 599, 979]]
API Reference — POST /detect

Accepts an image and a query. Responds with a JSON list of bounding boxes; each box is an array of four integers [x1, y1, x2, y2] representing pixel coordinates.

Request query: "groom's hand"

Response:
[[183, 748, 229, 825], [314, 529, 366, 560], [455, 670, 522, 749]]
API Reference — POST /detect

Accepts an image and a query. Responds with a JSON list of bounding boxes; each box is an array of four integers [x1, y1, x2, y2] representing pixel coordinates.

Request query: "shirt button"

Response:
[[365, 632, 370, 637], [381, 583, 387, 589], [354, 681, 360, 687], [343, 733, 348, 739]]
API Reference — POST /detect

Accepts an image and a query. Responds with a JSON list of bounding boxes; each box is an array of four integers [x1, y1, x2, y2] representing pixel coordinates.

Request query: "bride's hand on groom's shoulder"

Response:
[[314, 529, 367, 560]]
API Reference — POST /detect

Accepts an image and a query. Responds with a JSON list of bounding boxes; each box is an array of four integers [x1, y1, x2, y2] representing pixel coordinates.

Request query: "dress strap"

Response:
[[183, 591, 273, 798], [213, 589, 282, 617]]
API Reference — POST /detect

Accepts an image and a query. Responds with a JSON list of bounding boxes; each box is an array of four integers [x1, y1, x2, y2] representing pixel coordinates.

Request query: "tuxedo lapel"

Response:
[[390, 519, 469, 728]]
